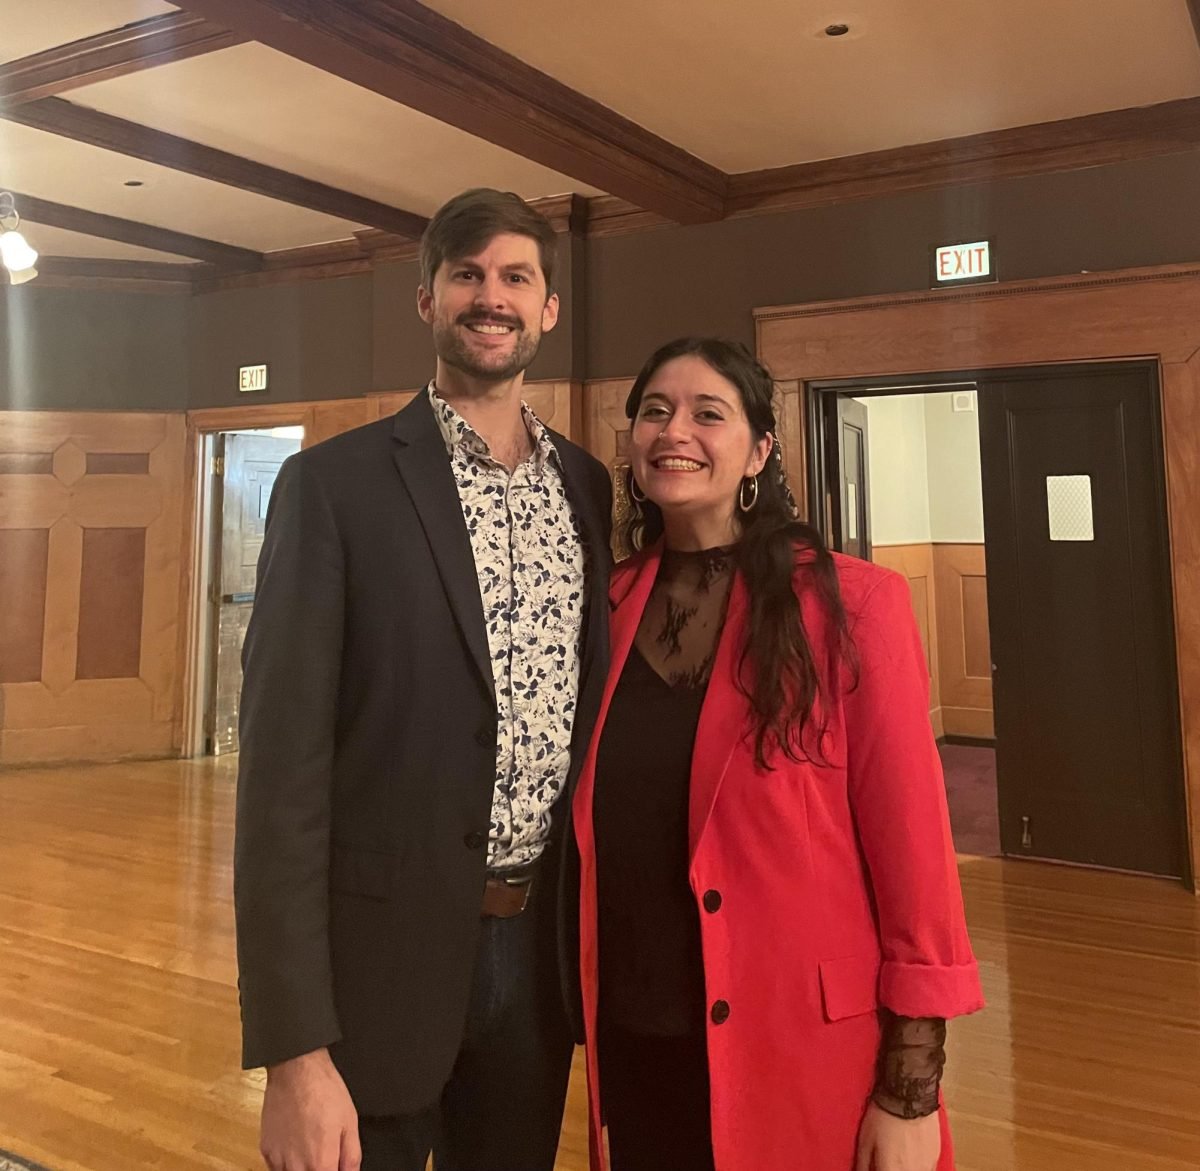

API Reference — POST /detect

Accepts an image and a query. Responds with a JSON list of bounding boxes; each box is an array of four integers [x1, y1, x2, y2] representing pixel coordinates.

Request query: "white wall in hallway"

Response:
[[924, 392, 985, 542], [855, 394, 931, 544]]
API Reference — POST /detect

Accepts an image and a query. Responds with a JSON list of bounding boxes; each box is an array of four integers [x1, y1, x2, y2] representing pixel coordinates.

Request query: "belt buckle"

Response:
[[500, 871, 533, 914]]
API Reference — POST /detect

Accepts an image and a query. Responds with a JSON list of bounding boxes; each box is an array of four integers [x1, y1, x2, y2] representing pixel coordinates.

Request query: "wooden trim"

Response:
[[12, 191, 260, 268], [192, 240, 373, 292], [197, 193, 592, 290], [4, 98, 430, 240], [755, 259, 1200, 883], [171, 0, 726, 225], [0, 13, 247, 106], [755, 261, 1200, 329], [22, 257, 196, 294], [730, 97, 1200, 219], [187, 404, 310, 433]]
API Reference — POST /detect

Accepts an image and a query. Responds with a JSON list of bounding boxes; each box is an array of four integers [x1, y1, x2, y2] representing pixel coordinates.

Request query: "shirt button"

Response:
[[711, 1000, 730, 1025], [474, 725, 493, 748], [702, 890, 723, 913], [463, 831, 486, 850]]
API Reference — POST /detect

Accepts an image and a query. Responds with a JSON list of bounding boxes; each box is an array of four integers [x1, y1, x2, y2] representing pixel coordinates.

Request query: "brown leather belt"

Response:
[[481, 873, 534, 918]]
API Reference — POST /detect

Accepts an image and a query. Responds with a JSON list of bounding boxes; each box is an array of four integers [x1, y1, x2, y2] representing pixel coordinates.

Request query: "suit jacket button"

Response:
[[702, 890, 722, 913], [475, 726, 493, 748], [463, 831, 486, 850], [711, 1000, 730, 1025]]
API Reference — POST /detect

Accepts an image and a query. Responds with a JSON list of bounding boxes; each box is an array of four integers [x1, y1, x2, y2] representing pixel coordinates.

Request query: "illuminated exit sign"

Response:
[[931, 240, 995, 288], [239, 364, 268, 392]]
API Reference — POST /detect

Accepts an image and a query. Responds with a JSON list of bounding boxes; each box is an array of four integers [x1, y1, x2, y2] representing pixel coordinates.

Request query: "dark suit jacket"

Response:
[[234, 390, 612, 1115]]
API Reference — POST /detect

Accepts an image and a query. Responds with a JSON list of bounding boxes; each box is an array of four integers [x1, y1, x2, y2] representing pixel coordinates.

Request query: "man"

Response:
[[235, 188, 612, 1171]]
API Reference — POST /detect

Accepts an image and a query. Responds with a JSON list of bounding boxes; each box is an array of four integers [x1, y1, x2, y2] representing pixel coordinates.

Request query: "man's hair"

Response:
[[420, 188, 557, 295]]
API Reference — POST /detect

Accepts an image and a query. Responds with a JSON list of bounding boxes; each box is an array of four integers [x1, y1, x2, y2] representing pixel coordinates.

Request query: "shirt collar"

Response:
[[427, 382, 558, 473]]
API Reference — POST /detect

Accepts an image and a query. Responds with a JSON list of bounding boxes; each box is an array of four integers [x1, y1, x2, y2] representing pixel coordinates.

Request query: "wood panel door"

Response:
[[208, 433, 299, 755], [979, 363, 1187, 877]]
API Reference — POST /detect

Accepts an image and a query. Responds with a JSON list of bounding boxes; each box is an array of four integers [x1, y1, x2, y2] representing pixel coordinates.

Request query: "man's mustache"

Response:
[[457, 311, 523, 330]]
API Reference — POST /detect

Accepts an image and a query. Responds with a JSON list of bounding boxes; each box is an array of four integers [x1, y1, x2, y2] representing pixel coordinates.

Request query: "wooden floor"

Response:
[[1, 757, 1199, 1171]]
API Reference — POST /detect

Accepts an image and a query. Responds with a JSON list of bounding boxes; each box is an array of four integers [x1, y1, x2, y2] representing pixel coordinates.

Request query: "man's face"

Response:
[[417, 232, 559, 382]]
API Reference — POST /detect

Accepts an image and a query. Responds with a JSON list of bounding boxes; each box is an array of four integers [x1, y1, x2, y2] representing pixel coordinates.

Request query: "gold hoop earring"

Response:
[[739, 475, 759, 512], [630, 477, 647, 503]]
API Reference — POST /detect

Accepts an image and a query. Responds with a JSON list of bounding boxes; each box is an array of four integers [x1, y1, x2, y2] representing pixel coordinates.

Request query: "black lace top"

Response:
[[593, 545, 946, 1119]]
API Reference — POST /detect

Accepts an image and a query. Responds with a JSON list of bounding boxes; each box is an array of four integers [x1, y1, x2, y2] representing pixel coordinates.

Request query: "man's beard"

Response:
[[433, 311, 542, 382]]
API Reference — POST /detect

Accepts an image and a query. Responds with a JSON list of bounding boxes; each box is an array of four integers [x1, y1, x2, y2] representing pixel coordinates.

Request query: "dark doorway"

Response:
[[810, 362, 1188, 882], [979, 364, 1187, 878]]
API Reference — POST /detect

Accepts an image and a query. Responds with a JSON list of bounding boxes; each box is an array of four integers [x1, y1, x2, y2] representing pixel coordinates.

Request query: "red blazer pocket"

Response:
[[818, 954, 882, 1022]]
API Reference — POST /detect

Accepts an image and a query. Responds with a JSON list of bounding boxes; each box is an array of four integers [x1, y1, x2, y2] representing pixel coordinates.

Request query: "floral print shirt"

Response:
[[429, 385, 585, 870]]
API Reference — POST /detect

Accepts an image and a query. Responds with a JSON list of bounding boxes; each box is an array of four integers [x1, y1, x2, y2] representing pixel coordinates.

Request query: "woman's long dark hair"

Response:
[[619, 337, 854, 768]]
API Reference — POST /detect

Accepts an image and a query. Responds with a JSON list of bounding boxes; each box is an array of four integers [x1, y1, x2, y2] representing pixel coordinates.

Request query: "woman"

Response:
[[573, 338, 984, 1171]]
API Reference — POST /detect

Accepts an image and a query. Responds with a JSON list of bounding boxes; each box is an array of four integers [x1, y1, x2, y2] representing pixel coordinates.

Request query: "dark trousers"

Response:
[[599, 1019, 716, 1171], [358, 887, 574, 1171]]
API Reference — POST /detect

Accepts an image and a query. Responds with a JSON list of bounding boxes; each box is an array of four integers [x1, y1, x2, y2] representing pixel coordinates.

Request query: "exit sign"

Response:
[[931, 240, 995, 288], [239, 364, 268, 392]]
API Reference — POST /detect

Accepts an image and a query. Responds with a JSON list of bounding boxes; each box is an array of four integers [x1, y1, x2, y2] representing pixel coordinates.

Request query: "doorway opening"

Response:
[[809, 362, 1190, 882], [186, 426, 303, 757]]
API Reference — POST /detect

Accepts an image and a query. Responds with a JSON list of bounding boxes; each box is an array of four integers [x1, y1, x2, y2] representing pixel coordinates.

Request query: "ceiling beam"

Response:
[[4, 97, 431, 240], [0, 13, 248, 106], [726, 95, 1200, 220], [29, 256, 199, 292], [172, 0, 727, 224], [10, 191, 263, 268]]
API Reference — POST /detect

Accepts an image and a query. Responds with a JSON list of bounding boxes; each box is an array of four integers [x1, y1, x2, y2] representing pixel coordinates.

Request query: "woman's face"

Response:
[[630, 355, 771, 528]]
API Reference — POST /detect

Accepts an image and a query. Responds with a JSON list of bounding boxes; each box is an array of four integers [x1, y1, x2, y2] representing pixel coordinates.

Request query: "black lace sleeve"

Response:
[[871, 1011, 947, 1119]]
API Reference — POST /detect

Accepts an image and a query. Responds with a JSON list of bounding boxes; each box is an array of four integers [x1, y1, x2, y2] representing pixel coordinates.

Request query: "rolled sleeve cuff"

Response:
[[879, 959, 985, 1020]]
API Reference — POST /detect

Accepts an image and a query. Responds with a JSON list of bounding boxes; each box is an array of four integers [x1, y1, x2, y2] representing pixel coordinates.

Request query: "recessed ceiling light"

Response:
[[124, 180, 144, 187], [824, 22, 851, 36]]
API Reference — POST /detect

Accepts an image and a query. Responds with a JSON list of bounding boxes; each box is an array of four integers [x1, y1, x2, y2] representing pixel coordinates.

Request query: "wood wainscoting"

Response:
[[870, 543, 943, 735], [934, 543, 992, 739], [0, 411, 187, 765], [874, 543, 993, 740], [756, 260, 1200, 879]]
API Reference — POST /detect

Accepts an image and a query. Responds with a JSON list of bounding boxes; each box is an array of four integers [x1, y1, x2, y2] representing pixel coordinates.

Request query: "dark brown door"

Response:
[[207, 432, 300, 755], [979, 364, 1186, 878], [828, 397, 871, 560]]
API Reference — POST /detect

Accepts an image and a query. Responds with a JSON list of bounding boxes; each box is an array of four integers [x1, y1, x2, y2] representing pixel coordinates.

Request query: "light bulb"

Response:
[[0, 230, 39, 273]]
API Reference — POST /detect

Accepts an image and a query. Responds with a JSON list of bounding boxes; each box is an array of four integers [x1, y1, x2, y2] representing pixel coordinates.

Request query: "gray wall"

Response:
[[189, 274, 374, 408], [5, 148, 1200, 411], [0, 286, 189, 411], [586, 149, 1200, 378]]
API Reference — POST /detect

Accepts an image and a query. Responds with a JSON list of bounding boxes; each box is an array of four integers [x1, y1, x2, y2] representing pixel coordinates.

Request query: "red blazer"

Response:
[[574, 543, 984, 1171]]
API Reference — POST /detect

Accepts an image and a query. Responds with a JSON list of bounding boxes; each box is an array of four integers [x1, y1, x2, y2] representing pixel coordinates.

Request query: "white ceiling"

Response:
[[17, 222, 189, 262], [68, 43, 600, 216], [0, 0, 176, 65], [2, 0, 1199, 263], [0, 116, 361, 252], [425, 0, 1200, 171]]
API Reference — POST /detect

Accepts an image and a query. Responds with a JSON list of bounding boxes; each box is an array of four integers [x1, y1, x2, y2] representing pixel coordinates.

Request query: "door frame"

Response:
[[178, 404, 309, 757], [755, 260, 1200, 885], [806, 362, 1189, 882]]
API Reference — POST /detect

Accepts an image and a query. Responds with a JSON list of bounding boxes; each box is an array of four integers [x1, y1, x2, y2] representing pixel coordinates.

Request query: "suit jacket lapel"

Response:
[[551, 434, 611, 737], [391, 393, 494, 700], [688, 572, 750, 865]]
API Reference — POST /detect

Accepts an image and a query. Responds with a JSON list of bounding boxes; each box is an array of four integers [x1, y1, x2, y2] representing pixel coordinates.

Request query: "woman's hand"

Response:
[[855, 1101, 941, 1171]]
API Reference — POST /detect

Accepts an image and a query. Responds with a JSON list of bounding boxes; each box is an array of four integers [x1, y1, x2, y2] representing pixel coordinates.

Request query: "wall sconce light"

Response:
[[0, 192, 39, 285]]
